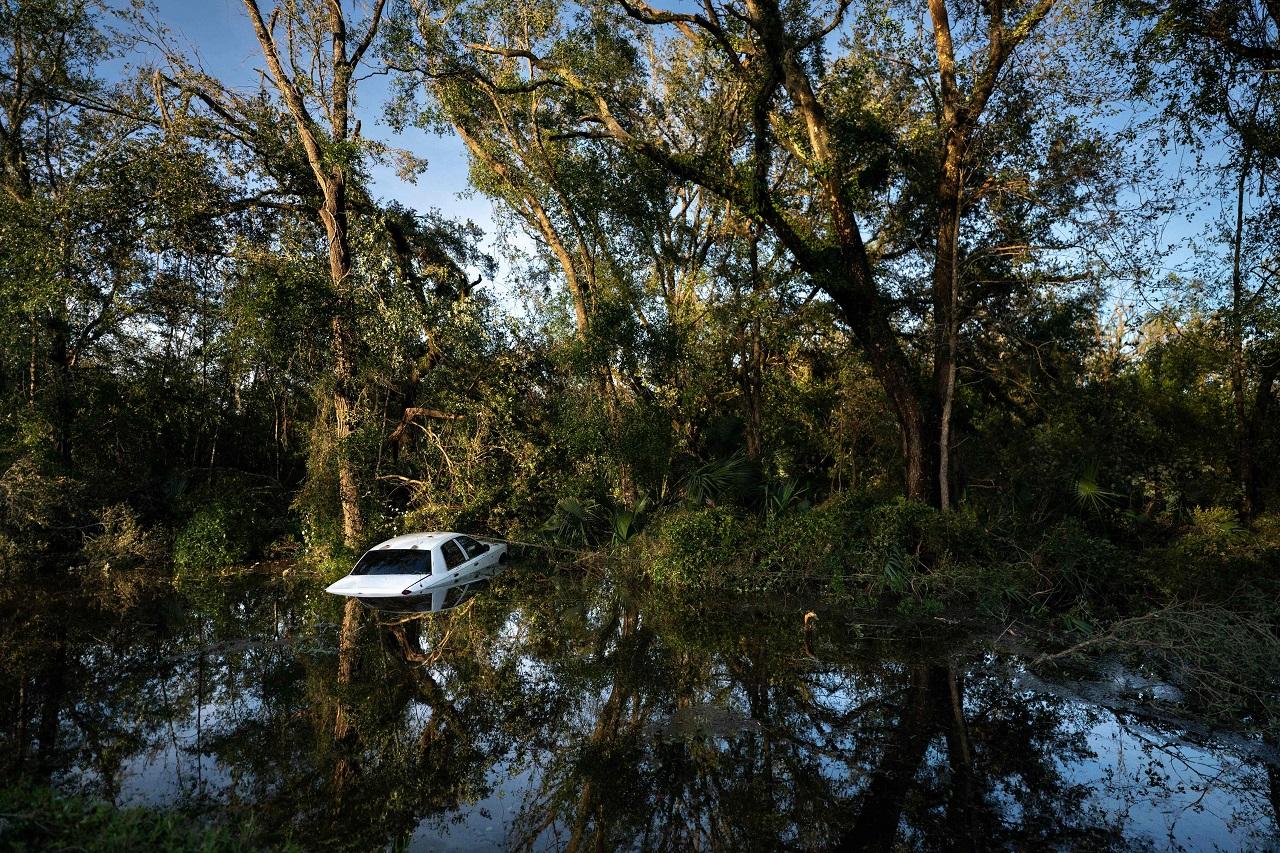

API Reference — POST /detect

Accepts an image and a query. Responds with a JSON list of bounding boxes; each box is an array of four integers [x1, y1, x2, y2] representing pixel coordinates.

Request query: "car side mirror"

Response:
[[483, 544, 491, 552]]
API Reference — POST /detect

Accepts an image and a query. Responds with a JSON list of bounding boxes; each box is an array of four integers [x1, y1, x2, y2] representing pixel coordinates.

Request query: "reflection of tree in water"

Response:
[[1, 569, 1275, 850], [492, 592, 1135, 852], [0, 572, 505, 849], [188, 579, 525, 849], [1, 577, 194, 799]]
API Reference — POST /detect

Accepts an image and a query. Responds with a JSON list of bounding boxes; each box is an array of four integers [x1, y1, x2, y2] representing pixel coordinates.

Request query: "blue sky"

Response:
[[142, 0, 500, 263]]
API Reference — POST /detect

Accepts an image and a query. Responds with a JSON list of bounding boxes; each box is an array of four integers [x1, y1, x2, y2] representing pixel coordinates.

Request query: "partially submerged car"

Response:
[[324, 532, 508, 603]]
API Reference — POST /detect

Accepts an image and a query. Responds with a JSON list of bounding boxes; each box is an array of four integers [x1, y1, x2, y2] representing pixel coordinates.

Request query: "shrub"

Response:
[[756, 506, 846, 586], [644, 508, 752, 589], [1035, 518, 1126, 606], [173, 474, 293, 573], [174, 499, 254, 572], [1140, 507, 1280, 599], [82, 504, 162, 572]]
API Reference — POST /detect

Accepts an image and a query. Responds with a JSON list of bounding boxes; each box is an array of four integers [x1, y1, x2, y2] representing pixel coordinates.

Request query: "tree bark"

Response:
[[932, 140, 963, 511], [741, 229, 767, 461], [1229, 141, 1255, 518]]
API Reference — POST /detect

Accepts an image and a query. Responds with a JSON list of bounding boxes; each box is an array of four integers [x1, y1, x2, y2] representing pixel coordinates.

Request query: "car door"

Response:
[[453, 535, 489, 571]]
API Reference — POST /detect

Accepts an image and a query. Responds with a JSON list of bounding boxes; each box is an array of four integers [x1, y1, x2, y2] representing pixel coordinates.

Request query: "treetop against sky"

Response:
[[110, 0, 1259, 310]]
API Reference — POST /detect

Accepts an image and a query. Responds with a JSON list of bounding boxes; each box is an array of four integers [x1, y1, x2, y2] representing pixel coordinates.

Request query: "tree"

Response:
[[1124, 0, 1280, 516], [160, 0, 389, 549], [0, 0, 233, 529], [407, 0, 1124, 509], [240, 0, 387, 548]]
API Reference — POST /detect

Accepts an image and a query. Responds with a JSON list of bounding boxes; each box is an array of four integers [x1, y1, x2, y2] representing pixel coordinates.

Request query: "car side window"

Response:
[[441, 540, 466, 570], [457, 536, 484, 560]]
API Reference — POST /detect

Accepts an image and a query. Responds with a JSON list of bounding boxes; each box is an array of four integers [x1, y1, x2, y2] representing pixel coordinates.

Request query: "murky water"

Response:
[[2, 565, 1277, 851]]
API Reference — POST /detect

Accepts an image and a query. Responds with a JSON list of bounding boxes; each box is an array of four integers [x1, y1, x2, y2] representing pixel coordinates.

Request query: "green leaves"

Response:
[[543, 495, 602, 546], [763, 478, 808, 518], [1074, 465, 1121, 515], [678, 453, 750, 508]]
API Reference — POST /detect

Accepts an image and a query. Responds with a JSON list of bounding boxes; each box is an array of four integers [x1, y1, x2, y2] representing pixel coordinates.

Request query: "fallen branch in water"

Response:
[[1034, 598, 1280, 727]]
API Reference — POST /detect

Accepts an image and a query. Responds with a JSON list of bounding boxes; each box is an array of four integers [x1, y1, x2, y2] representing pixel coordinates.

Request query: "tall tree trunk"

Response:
[[331, 314, 363, 548], [741, 320, 765, 462], [1245, 350, 1278, 516], [928, 0, 968, 512], [1230, 143, 1254, 518], [932, 140, 963, 511], [46, 307, 73, 466], [322, 188, 364, 547], [741, 230, 766, 462], [871, 345, 935, 505]]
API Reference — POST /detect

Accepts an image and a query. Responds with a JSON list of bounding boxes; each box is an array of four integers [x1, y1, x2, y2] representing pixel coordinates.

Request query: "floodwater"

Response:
[[2, 564, 1278, 851]]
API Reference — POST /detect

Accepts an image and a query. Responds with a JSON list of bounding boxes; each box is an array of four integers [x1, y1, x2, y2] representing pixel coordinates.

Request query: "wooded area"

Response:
[[2, 1, 1280, 846], [1, 0, 1277, 631]]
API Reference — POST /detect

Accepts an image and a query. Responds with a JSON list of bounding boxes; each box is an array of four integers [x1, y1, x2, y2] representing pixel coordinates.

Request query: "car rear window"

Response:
[[457, 536, 485, 559], [351, 549, 433, 576], [441, 540, 466, 569]]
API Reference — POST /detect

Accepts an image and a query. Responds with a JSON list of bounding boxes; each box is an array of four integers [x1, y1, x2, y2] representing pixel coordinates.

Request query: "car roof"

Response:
[[365, 531, 457, 551]]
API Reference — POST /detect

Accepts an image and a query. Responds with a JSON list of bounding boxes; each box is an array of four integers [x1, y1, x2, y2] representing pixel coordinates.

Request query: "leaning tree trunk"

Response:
[[241, 0, 385, 549]]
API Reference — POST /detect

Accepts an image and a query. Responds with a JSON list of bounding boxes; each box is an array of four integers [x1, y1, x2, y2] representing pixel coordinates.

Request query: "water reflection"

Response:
[[358, 578, 492, 615], [1, 567, 1276, 851]]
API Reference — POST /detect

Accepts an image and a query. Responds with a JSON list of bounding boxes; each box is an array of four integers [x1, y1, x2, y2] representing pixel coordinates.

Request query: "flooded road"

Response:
[[2, 565, 1277, 850]]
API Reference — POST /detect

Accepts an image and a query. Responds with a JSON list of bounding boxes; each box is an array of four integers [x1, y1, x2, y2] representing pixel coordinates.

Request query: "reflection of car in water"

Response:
[[357, 577, 491, 614], [324, 532, 508, 606]]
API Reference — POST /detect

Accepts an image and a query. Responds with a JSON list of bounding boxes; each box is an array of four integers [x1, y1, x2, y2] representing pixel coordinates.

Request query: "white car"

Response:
[[325, 532, 508, 602]]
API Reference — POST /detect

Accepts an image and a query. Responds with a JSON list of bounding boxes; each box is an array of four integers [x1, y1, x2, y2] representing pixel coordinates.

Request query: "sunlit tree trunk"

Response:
[[241, 0, 386, 549]]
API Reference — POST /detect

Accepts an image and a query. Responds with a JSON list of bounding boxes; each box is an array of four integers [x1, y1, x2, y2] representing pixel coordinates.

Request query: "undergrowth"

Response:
[[0, 784, 295, 852]]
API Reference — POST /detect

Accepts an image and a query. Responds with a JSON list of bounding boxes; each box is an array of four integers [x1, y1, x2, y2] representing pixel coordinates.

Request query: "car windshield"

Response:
[[351, 549, 433, 576]]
